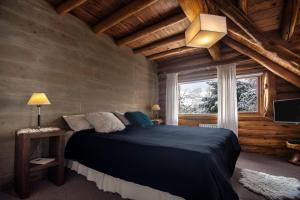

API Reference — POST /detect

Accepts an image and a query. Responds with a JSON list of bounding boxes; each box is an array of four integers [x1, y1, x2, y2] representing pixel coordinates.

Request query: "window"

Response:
[[237, 77, 258, 112], [179, 80, 218, 114], [179, 76, 259, 114]]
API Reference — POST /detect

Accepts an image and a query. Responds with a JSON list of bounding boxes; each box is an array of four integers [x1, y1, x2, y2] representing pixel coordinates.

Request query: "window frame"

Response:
[[178, 74, 263, 117]]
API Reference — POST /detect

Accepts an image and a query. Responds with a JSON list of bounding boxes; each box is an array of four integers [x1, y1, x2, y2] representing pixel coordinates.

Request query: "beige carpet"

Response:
[[1, 152, 299, 200]]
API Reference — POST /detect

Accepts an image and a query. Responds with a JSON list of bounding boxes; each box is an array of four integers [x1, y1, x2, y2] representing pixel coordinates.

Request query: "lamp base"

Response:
[[37, 106, 41, 129]]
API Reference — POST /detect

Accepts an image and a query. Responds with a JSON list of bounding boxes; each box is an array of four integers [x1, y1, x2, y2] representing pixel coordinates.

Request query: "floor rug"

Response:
[[239, 168, 300, 200]]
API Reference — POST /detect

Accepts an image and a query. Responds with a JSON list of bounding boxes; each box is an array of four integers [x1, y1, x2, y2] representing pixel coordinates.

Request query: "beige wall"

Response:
[[0, 0, 158, 186]]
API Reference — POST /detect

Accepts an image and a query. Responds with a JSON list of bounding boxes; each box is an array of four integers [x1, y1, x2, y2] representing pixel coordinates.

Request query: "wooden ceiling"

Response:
[[46, 0, 300, 87]]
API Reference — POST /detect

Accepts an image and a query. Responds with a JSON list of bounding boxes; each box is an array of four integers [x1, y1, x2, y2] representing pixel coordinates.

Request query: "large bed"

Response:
[[65, 125, 240, 200]]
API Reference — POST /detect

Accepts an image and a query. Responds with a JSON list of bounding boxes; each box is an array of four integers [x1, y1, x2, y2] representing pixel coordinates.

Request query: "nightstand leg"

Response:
[[48, 135, 65, 185], [15, 135, 31, 198]]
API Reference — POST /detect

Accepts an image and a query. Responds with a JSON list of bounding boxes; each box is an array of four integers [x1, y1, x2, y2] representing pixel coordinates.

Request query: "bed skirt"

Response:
[[67, 160, 184, 200]]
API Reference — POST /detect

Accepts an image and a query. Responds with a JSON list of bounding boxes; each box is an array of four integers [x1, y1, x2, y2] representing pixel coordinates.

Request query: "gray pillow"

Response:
[[63, 114, 93, 131], [113, 112, 131, 126], [86, 112, 125, 133]]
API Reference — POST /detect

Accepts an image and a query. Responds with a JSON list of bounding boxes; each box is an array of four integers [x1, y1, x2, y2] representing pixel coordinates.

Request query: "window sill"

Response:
[[179, 112, 264, 120]]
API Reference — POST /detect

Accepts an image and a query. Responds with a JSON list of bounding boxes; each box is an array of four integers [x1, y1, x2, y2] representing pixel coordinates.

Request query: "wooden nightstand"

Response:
[[152, 119, 164, 125], [15, 128, 65, 198]]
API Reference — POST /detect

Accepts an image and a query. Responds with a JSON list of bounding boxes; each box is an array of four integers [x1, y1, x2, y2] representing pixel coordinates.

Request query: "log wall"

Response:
[[158, 66, 300, 157]]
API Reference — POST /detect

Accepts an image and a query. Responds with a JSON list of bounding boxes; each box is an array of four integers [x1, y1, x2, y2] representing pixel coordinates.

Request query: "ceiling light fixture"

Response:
[[185, 14, 227, 48]]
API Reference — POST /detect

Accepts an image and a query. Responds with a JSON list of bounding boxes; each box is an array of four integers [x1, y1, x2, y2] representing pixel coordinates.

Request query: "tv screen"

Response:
[[273, 98, 300, 124]]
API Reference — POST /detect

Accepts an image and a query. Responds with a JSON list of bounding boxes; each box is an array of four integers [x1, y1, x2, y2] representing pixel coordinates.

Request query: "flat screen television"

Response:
[[273, 98, 300, 124]]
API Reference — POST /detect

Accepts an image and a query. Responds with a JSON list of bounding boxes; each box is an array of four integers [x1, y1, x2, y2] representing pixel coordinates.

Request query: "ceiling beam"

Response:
[[207, 43, 221, 61], [208, 0, 300, 75], [238, 0, 248, 15], [281, 0, 300, 41], [177, 0, 208, 21], [56, 0, 87, 15], [223, 37, 300, 88], [158, 54, 248, 74], [133, 33, 185, 55], [208, 0, 262, 44], [116, 13, 187, 46], [158, 50, 243, 72], [269, 43, 300, 65], [147, 46, 201, 60], [92, 0, 159, 34], [227, 27, 300, 76], [178, 0, 221, 61]]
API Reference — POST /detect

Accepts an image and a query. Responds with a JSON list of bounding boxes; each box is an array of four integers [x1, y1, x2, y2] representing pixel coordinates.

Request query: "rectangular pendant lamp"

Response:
[[185, 14, 227, 48]]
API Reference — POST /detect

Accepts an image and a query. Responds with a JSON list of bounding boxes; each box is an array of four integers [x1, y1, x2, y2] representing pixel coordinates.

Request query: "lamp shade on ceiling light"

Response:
[[152, 104, 160, 111], [185, 14, 227, 48], [27, 93, 51, 105]]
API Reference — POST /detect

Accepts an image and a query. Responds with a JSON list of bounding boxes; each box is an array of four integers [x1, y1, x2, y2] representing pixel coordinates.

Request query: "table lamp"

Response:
[[27, 93, 51, 128], [151, 104, 160, 119]]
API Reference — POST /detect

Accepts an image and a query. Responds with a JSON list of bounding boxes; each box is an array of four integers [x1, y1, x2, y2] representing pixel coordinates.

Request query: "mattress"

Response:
[[65, 125, 240, 200]]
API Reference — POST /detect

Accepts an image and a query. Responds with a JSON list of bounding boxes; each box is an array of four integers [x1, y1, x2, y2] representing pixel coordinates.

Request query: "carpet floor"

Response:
[[1, 152, 299, 200]]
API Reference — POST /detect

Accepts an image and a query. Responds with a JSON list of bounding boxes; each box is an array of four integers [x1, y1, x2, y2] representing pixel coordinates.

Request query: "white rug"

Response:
[[239, 169, 300, 200]]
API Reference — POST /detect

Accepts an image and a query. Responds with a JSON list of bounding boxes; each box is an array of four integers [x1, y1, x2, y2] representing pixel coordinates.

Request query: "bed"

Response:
[[65, 125, 240, 200]]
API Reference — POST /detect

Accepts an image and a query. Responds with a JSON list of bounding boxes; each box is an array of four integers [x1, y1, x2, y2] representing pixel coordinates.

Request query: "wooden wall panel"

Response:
[[0, 0, 158, 187]]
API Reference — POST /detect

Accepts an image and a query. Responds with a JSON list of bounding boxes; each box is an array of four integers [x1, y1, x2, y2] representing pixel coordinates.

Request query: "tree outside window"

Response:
[[179, 77, 258, 114]]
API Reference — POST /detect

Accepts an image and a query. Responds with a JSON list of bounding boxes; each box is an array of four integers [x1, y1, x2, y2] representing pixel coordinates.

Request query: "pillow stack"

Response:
[[63, 111, 153, 133]]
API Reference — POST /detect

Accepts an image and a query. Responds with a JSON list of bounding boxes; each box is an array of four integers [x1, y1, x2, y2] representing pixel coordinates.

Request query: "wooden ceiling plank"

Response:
[[223, 37, 300, 88], [56, 0, 87, 15], [92, 0, 159, 34], [133, 33, 185, 55], [281, 0, 300, 41], [116, 13, 187, 46], [178, 0, 221, 61]]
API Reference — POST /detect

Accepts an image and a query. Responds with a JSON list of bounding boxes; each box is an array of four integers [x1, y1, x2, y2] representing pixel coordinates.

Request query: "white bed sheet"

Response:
[[67, 160, 184, 200]]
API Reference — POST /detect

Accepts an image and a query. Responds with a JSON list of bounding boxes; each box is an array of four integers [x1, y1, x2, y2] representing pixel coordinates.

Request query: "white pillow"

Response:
[[63, 114, 93, 131], [86, 112, 125, 133]]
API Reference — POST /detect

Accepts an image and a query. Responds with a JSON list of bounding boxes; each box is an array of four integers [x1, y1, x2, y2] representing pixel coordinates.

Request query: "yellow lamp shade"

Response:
[[152, 104, 160, 111], [185, 14, 227, 48], [27, 93, 51, 105]]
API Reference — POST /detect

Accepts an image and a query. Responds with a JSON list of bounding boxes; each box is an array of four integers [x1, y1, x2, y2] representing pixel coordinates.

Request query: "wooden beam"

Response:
[[147, 47, 202, 60], [207, 43, 221, 61], [133, 33, 185, 55], [223, 37, 300, 88], [178, 0, 208, 21], [208, 0, 300, 75], [178, 0, 221, 60], [116, 14, 187, 46], [281, 0, 300, 41], [269, 42, 300, 66], [92, 0, 159, 34], [227, 27, 300, 76], [238, 0, 248, 15], [208, 0, 262, 43], [158, 50, 247, 74], [56, 0, 87, 15], [158, 55, 248, 74]]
